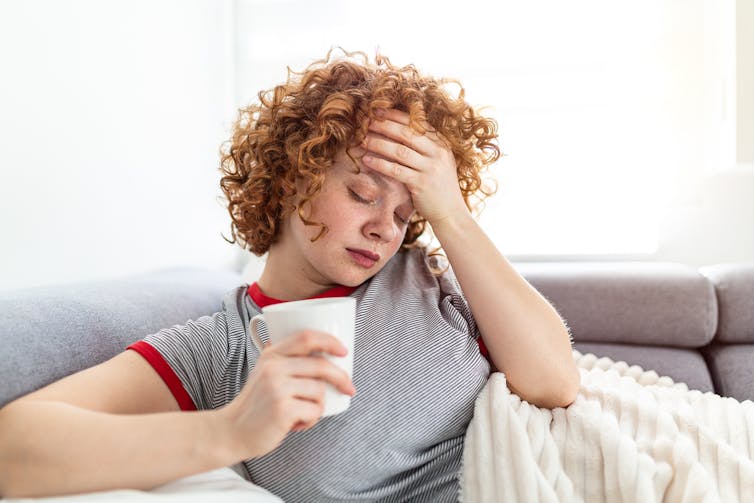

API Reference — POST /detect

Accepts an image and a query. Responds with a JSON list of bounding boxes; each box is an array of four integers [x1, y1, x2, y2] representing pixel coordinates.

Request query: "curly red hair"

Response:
[[219, 47, 501, 265]]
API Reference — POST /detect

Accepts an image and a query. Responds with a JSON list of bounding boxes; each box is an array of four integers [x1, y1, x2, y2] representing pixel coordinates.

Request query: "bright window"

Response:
[[235, 0, 730, 258]]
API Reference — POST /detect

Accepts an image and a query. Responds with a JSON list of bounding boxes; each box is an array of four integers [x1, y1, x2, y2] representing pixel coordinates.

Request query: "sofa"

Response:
[[1, 260, 753, 409]]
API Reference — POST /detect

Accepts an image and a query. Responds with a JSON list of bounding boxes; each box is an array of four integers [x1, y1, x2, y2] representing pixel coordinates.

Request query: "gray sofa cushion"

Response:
[[0, 268, 243, 408], [516, 262, 717, 347], [702, 343, 754, 403], [699, 263, 754, 343], [574, 342, 715, 393]]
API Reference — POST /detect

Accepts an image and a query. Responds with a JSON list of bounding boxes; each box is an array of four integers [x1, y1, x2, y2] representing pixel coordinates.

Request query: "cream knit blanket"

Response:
[[460, 350, 754, 502]]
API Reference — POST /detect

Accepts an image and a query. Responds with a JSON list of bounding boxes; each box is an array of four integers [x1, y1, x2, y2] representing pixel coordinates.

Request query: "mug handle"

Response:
[[249, 313, 267, 352]]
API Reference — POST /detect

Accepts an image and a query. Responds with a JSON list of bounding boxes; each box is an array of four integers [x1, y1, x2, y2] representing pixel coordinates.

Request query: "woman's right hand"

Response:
[[217, 330, 357, 460]]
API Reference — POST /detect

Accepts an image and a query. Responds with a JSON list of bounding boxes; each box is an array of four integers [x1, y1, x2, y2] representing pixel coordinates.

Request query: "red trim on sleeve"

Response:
[[127, 341, 197, 411], [248, 282, 357, 308], [477, 336, 490, 361]]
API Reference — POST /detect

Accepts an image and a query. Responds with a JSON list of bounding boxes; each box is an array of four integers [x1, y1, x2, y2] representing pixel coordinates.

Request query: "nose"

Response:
[[363, 209, 397, 243]]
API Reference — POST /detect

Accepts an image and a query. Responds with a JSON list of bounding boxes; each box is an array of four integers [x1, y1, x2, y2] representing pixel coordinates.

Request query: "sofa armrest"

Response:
[[514, 262, 717, 347], [699, 262, 754, 343], [0, 267, 243, 408]]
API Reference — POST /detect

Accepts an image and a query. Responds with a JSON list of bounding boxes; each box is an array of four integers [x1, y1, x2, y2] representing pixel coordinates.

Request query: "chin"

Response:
[[333, 265, 382, 287], [337, 273, 373, 288]]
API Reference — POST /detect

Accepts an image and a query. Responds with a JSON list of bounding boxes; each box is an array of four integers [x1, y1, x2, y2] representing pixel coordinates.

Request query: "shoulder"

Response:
[[160, 285, 248, 342], [379, 247, 432, 282], [219, 284, 257, 317], [374, 247, 459, 295]]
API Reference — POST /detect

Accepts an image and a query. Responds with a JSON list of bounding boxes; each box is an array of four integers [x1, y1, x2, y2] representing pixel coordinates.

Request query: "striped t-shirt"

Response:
[[128, 247, 491, 502]]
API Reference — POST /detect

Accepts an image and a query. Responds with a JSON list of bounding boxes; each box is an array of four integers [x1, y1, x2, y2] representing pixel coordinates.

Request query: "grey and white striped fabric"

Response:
[[133, 247, 491, 502]]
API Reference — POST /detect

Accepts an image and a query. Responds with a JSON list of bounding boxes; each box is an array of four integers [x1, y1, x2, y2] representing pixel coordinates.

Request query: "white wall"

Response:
[[1, 1, 752, 294], [0, 0, 241, 292], [234, 0, 754, 273], [654, 0, 754, 267], [738, 0, 754, 163]]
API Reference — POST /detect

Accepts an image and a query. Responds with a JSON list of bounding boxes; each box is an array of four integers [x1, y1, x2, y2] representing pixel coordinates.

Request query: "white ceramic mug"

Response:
[[249, 297, 356, 417]]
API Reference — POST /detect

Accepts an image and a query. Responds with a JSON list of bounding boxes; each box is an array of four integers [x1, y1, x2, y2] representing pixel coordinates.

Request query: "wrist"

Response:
[[428, 208, 474, 240], [205, 407, 249, 465]]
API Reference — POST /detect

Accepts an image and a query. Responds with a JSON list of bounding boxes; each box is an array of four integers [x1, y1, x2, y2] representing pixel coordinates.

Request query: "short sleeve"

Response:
[[435, 261, 482, 342], [127, 311, 234, 411]]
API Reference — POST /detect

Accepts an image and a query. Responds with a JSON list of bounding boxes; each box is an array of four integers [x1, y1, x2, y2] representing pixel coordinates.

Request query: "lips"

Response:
[[346, 248, 380, 268], [347, 248, 380, 261]]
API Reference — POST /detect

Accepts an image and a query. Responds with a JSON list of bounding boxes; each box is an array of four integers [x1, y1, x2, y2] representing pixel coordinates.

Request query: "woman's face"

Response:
[[281, 145, 416, 288]]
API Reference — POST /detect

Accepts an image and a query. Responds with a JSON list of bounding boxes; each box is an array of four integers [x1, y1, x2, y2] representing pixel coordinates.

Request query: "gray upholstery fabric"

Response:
[[699, 262, 754, 343], [516, 262, 717, 347], [0, 268, 243, 407], [1, 261, 752, 410], [702, 343, 754, 403], [574, 342, 715, 393]]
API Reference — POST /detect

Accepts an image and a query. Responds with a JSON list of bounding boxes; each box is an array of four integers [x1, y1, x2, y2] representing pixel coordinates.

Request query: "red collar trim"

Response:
[[247, 282, 358, 308]]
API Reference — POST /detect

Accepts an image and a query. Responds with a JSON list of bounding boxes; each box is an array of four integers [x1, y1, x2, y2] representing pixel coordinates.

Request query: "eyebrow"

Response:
[[363, 169, 388, 189], [358, 170, 414, 211]]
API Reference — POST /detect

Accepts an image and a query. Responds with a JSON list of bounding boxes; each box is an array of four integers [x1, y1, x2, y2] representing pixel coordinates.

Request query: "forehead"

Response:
[[357, 166, 392, 188], [334, 148, 404, 189]]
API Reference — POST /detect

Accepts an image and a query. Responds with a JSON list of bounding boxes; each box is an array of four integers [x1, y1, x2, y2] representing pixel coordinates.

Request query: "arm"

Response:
[[0, 350, 240, 498], [431, 212, 580, 408], [0, 398, 234, 497], [361, 108, 580, 409], [0, 332, 356, 498]]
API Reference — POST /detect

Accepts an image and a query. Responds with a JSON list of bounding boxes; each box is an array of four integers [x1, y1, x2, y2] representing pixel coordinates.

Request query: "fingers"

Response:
[[285, 376, 328, 402], [366, 116, 436, 157], [283, 356, 356, 396], [270, 330, 349, 358], [262, 331, 356, 396], [373, 107, 408, 124], [363, 134, 426, 169], [361, 154, 415, 188], [374, 108, 435, 132], [363, 108, 450, 185], [290, 400, 325, 432]]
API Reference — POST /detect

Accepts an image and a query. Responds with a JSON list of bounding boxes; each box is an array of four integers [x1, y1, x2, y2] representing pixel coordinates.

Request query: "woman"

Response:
[[0, 48, 579, 501]]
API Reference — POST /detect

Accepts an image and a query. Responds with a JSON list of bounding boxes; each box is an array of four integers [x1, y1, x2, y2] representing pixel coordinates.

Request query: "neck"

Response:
[[256, 241, 337, 302]]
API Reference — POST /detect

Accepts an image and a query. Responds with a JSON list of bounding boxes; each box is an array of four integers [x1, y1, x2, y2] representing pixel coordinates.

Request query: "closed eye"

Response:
[[348, 188, 370, 204], [348, 188, 409, 225]]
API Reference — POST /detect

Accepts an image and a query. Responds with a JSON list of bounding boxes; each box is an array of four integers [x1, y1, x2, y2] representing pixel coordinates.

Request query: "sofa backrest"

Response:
[[0, 268, 243, 408], [513, 261, 718, 347], [2, 261, 753, 408]]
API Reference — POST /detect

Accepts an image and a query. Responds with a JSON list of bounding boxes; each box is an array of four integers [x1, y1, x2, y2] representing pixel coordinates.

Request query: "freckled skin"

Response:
[[257, 147, 414, 300]]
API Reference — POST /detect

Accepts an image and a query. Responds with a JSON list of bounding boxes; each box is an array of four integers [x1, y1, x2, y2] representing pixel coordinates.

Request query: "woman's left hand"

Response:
[[361, 108, 468, 226]]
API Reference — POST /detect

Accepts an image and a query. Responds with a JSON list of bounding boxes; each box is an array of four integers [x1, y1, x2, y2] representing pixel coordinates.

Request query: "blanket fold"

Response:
[[461, 350, 754, 502]]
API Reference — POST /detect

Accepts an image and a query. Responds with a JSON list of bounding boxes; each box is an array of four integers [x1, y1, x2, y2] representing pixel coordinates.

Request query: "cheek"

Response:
[[289, 209, 324, 246], [389, 229, 407, 251], [292, 198, 332, 239]]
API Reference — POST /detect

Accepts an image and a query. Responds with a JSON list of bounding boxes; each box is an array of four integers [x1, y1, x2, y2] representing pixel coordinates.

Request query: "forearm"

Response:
[[0, 400, 238, 498], [432, 212, 579, 408]]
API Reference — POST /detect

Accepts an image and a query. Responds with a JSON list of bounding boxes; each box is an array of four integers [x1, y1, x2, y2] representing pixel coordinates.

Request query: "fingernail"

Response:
[[374, 108, 386, 118], [363, 154, 373, 163]]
